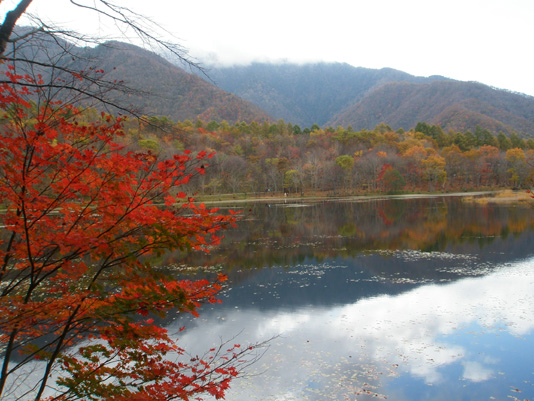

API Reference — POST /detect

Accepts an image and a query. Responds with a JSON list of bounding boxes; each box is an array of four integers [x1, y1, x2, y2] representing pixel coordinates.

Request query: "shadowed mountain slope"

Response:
[[205, 62, 448, 127], [6, 31, 271, 124], [204, 62, 534, 135], [79, 42, 271, 123], [328, 80, 534, 135]]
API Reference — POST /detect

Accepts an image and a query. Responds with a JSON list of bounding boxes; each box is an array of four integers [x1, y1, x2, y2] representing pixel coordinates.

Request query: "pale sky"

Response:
[[4, 0, 534, 96]]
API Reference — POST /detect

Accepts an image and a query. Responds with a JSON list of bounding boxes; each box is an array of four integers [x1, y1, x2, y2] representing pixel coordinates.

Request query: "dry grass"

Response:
[[462, 189, 533, 205]]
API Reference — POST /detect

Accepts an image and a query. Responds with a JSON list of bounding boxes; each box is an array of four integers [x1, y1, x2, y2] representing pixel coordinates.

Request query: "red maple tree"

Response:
[[0, 68, 255, 400]]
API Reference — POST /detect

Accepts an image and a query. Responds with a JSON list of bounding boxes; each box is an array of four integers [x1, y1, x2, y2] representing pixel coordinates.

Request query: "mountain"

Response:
[[328, 80, 534, 134], [78, 42, 271, 123], [11, 28, 534, 134], [202, 62, 449, 127], [203, 62, 534, 135], [7, 31, 271, 124]]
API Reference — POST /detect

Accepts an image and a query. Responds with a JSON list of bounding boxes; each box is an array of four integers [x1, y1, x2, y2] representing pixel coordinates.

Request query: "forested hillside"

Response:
[[329, 80, 534, 135], [205, 62, 534, 136], [205, 62, 448, 127], [80, 42, 271, 123], [11, 30, 534, 136], [114, 115, 534, 196], [8, 32, 271, 124], [13, 31, 534, 135]]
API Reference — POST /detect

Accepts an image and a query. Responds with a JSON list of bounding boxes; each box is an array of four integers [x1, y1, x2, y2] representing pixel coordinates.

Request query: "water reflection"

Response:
[[172, 258, 534, 401], [162, 197, 534, 272], [164, 197, 534, 400]]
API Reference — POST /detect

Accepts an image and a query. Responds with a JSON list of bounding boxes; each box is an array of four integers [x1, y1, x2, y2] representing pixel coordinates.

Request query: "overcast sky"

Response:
[[5, 0, 534, 96]]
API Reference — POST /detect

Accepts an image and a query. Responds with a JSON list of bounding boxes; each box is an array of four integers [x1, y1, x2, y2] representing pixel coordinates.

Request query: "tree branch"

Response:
[[0, 0, 33, 57]]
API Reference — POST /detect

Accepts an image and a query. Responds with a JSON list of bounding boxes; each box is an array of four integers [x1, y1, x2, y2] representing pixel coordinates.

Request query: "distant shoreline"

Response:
[[198, 189, 533, 206]]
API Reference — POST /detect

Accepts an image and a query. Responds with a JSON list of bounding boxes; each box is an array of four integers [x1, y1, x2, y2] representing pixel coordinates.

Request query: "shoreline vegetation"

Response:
[[460, 189, 533, 205], [197, 189, 533, 206]]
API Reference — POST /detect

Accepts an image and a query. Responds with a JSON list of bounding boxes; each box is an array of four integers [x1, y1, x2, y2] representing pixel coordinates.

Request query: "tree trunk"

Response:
[[0, 0, 34, 57]]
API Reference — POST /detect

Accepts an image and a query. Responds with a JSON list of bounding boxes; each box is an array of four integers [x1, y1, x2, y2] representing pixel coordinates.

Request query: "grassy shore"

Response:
[[461, 189, 533, 205], [195, 189, 532, 205]]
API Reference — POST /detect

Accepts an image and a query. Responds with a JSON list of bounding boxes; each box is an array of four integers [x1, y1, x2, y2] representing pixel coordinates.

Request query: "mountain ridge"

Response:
[[9, 29, 534, 136], [7, 33, 271, 124], [79, 42, 271, 123], [203, 62, 534, 135], [203, 62, 453, 127], [329, 80, 534, 134]]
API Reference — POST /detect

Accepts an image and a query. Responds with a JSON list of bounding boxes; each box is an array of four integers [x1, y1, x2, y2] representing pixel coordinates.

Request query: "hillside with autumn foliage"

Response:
[[330, 80, 534, 135], [113, 115, 534, 196], [80, 42, 271, 123], [13, 31, 534, 135], [206, 63, 534, 135], [204, 62, 449, 128], [8, 32, 271, 124], [15, 29, 534, 136]]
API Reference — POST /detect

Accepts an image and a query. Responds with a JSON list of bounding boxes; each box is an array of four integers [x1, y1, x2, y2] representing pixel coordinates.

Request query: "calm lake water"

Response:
[[164, 195, 534, 401]]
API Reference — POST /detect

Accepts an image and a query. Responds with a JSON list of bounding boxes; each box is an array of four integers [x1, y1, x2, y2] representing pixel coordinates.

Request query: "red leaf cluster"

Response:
[[0, 69, 249, 400]]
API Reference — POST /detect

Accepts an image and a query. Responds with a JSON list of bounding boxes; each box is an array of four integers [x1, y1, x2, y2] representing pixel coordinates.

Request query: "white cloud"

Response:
[[173, 258, 534, 400], [2, 0, 534, 95]]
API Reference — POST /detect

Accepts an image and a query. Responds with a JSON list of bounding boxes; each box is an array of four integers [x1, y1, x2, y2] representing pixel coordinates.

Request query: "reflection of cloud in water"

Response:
[[462, 361, 494, 382], [172, 259, 534, 400], [259, 312, 311, 336]]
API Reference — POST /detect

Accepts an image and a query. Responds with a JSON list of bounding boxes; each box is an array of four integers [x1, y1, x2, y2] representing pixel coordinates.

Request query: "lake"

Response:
[[163, 195, 534, 401]]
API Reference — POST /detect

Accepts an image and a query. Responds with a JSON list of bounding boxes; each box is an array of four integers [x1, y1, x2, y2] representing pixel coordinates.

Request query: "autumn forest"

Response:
[[119, 116, 534, 197]]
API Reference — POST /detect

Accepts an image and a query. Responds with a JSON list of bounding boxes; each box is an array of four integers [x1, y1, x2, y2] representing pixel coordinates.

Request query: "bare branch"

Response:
[[0, 1, 207, 126], [68, 0, 199, 67], [7, 25, 43, 42]]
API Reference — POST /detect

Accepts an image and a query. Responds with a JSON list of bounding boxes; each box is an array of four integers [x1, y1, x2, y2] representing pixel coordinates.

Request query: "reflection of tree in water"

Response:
[[158, 197, 534, 273], [338, 221, 357, 237], [377, 199, 407, 226]]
